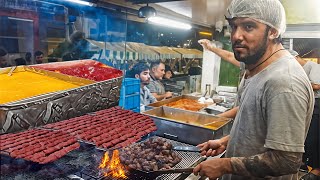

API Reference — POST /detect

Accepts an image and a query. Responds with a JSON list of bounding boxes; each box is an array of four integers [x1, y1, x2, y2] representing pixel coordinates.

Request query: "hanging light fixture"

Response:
[[138, 4, 157, 18], [137, 2, 191, 30]]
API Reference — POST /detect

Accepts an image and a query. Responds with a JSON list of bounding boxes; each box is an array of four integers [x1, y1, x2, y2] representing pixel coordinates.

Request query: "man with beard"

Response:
[[130, 62, 157, 111], [193, 0, 314, 179]]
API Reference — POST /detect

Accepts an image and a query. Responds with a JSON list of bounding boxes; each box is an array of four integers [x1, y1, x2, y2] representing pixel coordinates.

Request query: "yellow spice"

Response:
[[0, 71, 80, 104]]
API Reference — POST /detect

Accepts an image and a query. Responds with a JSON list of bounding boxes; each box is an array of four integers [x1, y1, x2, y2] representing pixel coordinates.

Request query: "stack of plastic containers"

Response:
[[119, 78, 140, 112]]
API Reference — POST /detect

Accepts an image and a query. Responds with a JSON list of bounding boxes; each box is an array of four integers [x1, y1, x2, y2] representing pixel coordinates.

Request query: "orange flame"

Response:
[[99, 150, 127, 179]]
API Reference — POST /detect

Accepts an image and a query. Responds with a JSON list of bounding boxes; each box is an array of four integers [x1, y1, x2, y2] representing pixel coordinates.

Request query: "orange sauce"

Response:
[[0, 71, 80, 104]]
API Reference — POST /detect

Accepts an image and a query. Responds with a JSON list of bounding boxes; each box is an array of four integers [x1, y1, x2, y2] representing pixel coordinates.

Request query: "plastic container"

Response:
[[119, 78, 140, 112], [120, 78, 140, 95]]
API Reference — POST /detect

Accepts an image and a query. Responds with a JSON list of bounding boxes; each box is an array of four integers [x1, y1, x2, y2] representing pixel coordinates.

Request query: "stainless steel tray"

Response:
[[0, 66, 123, 134], [143, 106, 232, 145]]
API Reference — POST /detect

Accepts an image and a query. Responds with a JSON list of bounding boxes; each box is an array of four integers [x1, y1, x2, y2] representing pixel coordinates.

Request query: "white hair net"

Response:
[[226, 0, 286, 37]]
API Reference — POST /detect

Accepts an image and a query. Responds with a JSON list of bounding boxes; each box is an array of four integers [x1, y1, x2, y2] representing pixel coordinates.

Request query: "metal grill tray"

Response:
[[0, 66, 122, 134]]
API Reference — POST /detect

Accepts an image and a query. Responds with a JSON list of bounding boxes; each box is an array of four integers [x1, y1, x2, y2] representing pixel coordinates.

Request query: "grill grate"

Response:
[[155, 136, 204, 180], [1, 136, 203, 180]]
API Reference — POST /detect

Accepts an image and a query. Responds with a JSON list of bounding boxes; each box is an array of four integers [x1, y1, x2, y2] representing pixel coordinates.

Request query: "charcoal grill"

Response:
[[1, 135, 203, 180], [80, 136, 204, 180]]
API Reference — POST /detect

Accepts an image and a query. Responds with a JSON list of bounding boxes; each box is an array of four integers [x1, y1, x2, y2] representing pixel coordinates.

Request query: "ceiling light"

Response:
[[65, 0, 93, 6], [148, 17, 192, 30], [138, 5, 157, 18]]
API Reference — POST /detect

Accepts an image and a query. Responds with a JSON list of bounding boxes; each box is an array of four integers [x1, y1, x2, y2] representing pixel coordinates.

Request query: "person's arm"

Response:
[[230, 150, 302, 178], [198, 39, 240, 67], [183, 59, 194, 74], [209, 46, 240, 67], [151, 92, 172, 101], [218, 106, 239, 119], [149, 92, 158, 103], [194, 149, 302, 179]]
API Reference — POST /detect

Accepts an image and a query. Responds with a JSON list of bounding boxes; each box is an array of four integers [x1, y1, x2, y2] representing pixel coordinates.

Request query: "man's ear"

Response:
[[151, 66, 157, 73], [135, 74, 139, 79], [268, 28, 279, 40]]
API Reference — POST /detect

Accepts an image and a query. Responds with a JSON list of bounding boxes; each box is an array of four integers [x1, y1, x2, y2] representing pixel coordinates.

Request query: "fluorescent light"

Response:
[[199, 31, 212, 36], [65, 0, 93, 6], [8, 17, 33, 22], [148, 17, 192, 30]]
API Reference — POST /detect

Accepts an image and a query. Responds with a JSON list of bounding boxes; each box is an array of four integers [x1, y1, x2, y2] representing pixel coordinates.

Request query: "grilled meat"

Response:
[[119, 138, 181, 172]]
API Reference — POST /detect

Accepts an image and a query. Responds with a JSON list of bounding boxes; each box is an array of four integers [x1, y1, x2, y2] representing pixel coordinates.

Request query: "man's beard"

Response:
[[142, 80, 150, 85], [233, 31, 268, 65]]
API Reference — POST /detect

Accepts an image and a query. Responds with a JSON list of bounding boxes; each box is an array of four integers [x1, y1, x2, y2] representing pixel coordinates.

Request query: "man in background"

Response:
[[147, 61, 173, 101], [49, 31, 90, 61], [14, 58, 26, 66], [34, 51, 44, 64], [129, 62, 157, 111], [188, 59, 202, 75], [0, 48, 10, 68], [25, 52, 32, 65]]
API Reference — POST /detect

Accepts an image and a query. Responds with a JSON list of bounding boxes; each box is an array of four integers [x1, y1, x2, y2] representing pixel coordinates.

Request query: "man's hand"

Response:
[[198, 39, 214, 51], [197, 138, 227, 157], [311, 83, 320, 90], [164, 91, 173, 98], [193, 158, 232, 180], [197, 136, 229, 156]]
